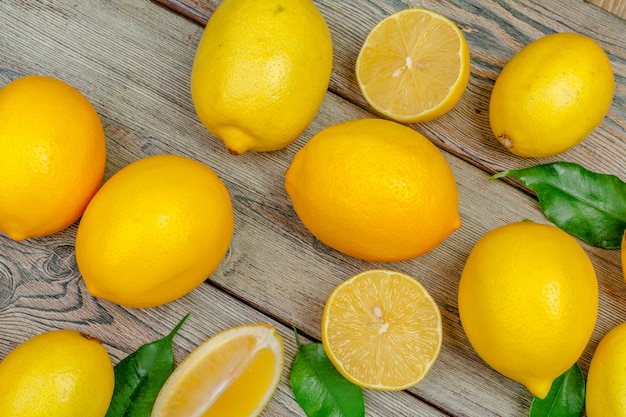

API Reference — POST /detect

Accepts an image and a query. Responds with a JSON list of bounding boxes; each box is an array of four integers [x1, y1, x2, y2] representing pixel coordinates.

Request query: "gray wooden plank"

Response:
[[0, 1, 623, 416]]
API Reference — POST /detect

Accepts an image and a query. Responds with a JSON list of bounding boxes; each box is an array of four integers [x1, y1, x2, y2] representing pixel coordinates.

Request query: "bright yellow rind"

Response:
[[285, 118, 461, 262], [75, 154, 234, 308], [151, 323, 284, 417], [0, 75, 106, 241], [321, 269, 442, 390], [356, 8, 470, 123], [458, 222, 598, 399], [586, 322, 626, 416], [191, 0, 333, 154], [0, 330, 114, 417], [489, 32, 614, 158]]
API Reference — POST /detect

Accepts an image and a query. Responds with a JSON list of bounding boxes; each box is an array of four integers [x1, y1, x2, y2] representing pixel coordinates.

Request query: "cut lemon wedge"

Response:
[[321, 269, 442, 390], [151, 323, 284, 417], [356, 8, 470, 123]]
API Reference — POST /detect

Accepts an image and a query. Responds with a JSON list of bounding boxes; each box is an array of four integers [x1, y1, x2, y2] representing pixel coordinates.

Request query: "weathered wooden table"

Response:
[[1, 1, 624, 416]]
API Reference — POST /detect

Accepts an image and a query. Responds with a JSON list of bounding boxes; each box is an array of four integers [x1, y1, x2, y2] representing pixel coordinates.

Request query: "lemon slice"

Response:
[[321, 269, 442, 390], [151, 323, 284, 417], [356, 8, 470, 123]]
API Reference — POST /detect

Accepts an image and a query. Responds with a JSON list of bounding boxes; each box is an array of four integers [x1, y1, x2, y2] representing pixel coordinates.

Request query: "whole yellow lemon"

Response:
[[458, 221, 598, 399], [0, 329, 114, 417], [586, 322, 626, 416], [75, 154, 234, 308], [0, 75, 106, 240], [191, 0, 333, 155], [489, 32, 614, 157], [285, 118, 461, 262]]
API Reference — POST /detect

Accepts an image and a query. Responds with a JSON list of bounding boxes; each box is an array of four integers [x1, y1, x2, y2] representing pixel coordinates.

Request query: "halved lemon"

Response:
[[151, 323, 284, 417], [321, 269, 442, 390], [356, 8, 470, 123]]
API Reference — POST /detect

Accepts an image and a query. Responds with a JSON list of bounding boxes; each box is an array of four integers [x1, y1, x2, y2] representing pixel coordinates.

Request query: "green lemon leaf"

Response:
[[105, 314, 189, 417], [290, 330, 364, 417], [492, 162, 626, 248], [529, 363, 585, 417]]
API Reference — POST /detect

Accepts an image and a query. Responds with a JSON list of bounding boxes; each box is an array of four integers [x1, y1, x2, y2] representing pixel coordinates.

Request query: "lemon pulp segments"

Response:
[[321, 269, 442, 390], [356, 8, 470, 122], [151, 324, 284, 417]]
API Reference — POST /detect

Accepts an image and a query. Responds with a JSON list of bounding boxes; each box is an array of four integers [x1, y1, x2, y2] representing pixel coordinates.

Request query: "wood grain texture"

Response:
[[157, 0, 626, 181], [0, 1, 624, 416], [588, 0, 626, 19]]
